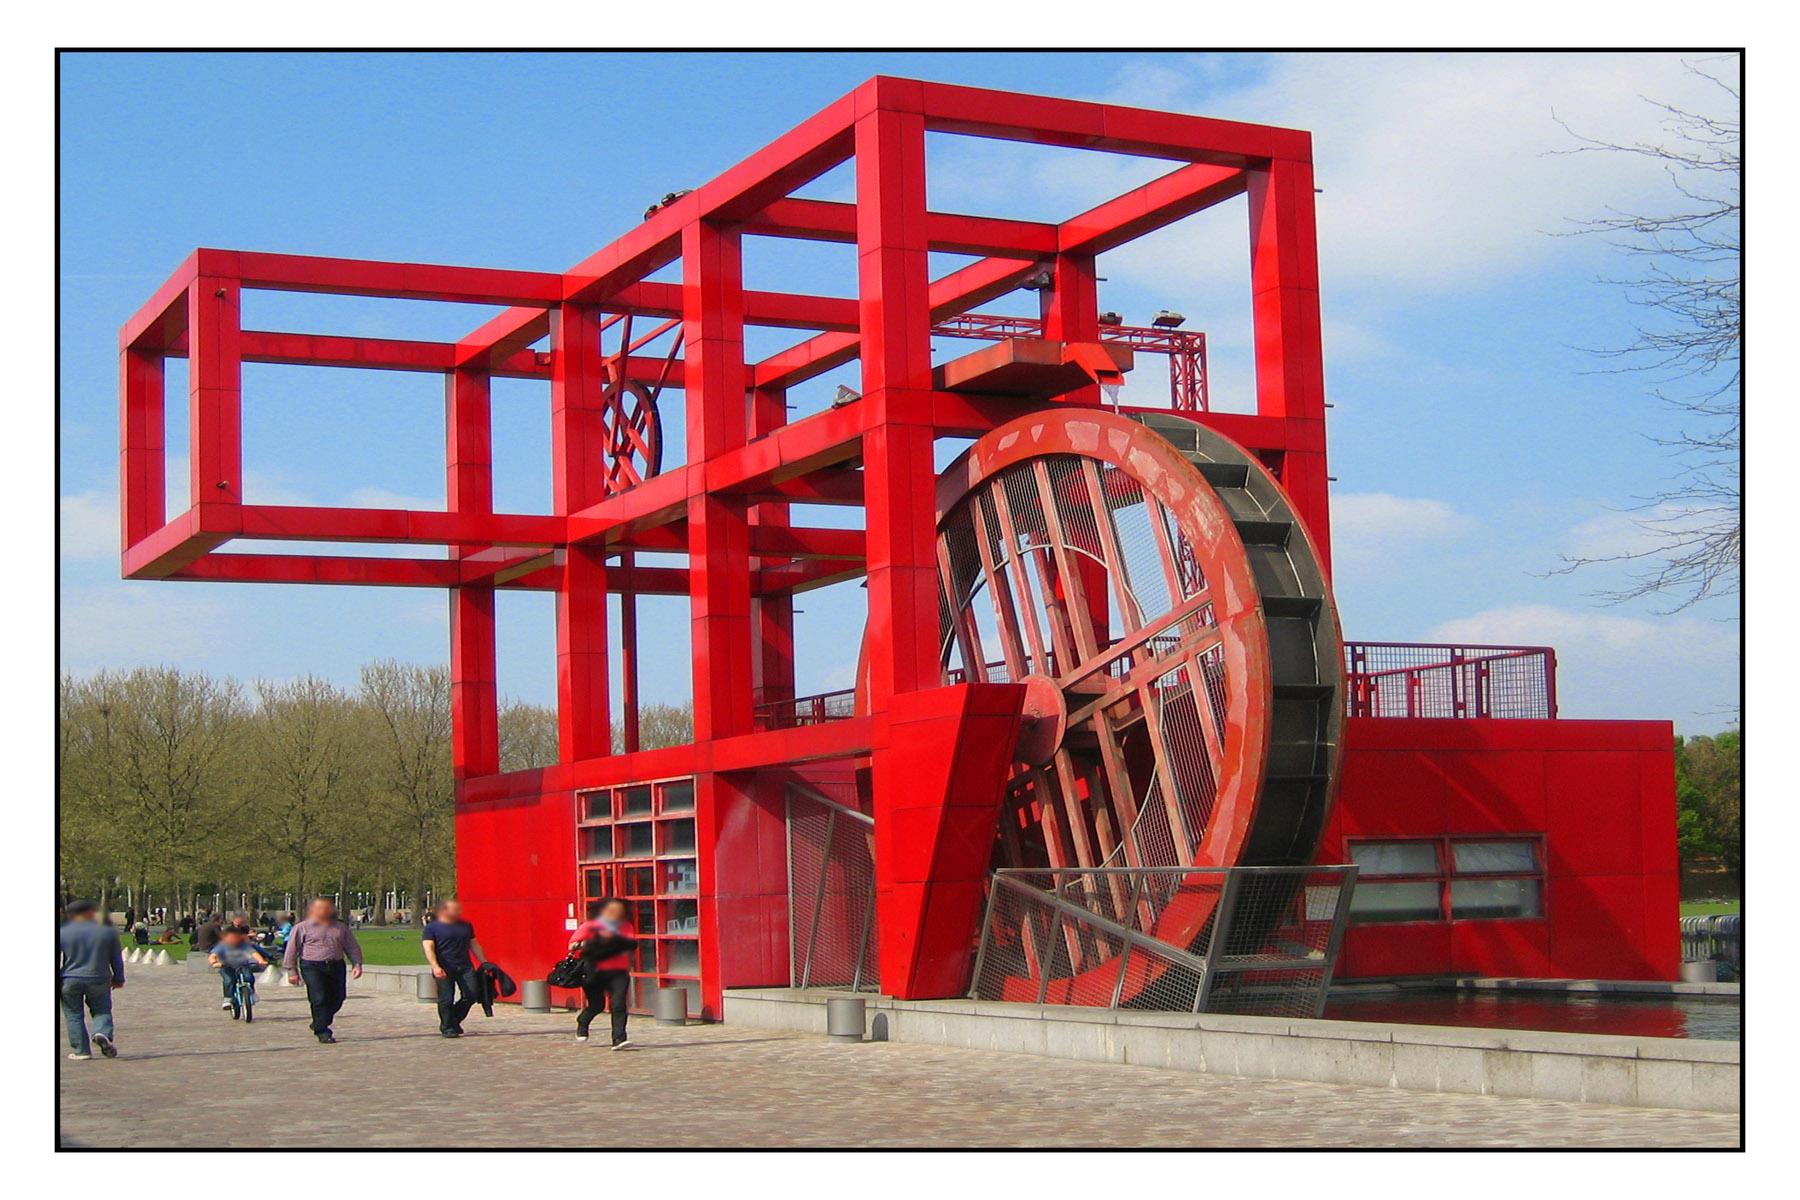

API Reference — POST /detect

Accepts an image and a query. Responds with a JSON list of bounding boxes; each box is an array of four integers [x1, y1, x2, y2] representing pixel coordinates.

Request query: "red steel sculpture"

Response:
[[118, 77, 1344, 1017]]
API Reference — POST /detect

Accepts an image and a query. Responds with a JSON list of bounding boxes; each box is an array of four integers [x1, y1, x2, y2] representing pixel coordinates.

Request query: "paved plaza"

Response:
[[58, 968, 1739, 1149]]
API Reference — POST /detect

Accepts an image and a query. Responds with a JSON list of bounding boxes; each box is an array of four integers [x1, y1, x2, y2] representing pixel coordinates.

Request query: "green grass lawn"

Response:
[[1680, 900, 1742, 917], [126, 926, 427, 966]]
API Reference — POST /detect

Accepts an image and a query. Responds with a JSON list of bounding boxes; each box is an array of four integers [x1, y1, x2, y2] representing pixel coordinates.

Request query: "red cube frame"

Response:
[[120, 76, 1333, 1015]]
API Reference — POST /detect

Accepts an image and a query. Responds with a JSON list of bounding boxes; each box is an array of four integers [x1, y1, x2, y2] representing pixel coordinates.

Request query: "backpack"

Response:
[[546, 954, 588, 989]]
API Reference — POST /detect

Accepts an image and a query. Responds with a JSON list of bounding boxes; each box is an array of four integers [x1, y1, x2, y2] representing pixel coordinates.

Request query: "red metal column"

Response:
[[683, 219, 758, 1018], [119, 346, 164, 550], [1039, 252, 1110, 643], [448, 366, 499, 780], [856, 100, 939, 709], [1248, 154, 1332, 569], [750, 382, 796, 711], [188, 272, 243, 509], [856, 95, 1004, 999], [551, 303, 612, 762], [1040, 252, 1101, 407]]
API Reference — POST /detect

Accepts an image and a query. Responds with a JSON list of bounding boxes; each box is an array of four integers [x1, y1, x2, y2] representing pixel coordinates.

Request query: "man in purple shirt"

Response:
[[282, 897, 364, 1043]]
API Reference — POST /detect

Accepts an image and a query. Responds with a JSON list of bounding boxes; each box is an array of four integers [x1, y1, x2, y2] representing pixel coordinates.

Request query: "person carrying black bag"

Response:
[[567, 897, 638, 1049]]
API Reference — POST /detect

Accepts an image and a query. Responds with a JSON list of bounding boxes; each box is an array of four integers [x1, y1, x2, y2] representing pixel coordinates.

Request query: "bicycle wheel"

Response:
[[243, 988, 254, 1023]]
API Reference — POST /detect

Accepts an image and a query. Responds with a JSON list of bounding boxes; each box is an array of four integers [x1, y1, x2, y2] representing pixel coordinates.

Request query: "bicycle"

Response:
[[224, 963, 262, 1022]]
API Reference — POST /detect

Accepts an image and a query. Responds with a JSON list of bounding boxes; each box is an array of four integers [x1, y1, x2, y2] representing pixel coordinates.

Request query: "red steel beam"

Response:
[[235, 504, 565, 547], [1059, 162, 1249, 257], [911, 78, 1310, 164], [747, 198, 1057, 258], [753, 256, 1045, 391]]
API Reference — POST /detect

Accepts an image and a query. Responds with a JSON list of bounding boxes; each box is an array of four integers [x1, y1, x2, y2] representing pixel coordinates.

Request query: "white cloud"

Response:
[[1098, 52, 1737, 294], [1331, 491, 1477, 561], [59, 491, 116, 559], [1425, 602, 1739, 730], [344, 486, 443, 511], [1429, 602, 1730, 659], [58, 584, 233, 670]]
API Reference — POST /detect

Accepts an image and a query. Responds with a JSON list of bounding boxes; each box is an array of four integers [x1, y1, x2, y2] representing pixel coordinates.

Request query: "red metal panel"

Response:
[[1344, 922, 1452, 979], [1451, 918, 1553, 978], [1544, 751, 1645, 877], [1439, 749, 1549, 834], [1546, 874, 1657, 980]]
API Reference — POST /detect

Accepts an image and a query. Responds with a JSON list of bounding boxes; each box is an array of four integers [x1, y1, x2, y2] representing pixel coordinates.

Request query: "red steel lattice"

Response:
[[118, 76, 1334, 1015]]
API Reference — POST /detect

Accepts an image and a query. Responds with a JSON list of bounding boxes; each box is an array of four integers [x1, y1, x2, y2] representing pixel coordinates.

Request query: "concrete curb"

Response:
[[723, 988, 1739, 1114]]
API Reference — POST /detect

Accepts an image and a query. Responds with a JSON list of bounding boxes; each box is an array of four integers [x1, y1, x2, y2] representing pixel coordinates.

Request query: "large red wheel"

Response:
[[923, 410, 1344, 998]]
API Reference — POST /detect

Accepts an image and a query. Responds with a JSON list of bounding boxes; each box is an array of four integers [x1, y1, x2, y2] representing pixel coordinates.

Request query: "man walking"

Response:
[[283, 898, 363, 1043], [421, 899, 487, 1038], [58, 900, 124, 1060]]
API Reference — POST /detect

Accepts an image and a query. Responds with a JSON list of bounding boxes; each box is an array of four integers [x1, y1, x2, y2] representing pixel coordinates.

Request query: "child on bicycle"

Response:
[[208, 924, 271, 1020]]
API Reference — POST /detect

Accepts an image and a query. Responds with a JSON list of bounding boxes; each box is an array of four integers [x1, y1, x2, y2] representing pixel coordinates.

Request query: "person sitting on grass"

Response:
[[207, 925, 270, 1019]]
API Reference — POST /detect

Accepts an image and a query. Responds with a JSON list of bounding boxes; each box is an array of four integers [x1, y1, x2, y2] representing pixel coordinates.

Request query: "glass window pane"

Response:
[[618, 822, 654, 858], [580, 791, 610, 823], [1451, 878, 1542, 920], [1349, 841, 1438, 877], [1349, 881, 1441, 923], [1452, 840, 1538, 875], [660, 780, 695, 813]]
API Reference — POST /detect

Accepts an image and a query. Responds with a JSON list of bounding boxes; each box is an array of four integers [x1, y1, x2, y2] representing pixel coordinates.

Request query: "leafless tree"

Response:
[[498, 699, 558, 772], [360, 660, 455, 926], [250, 676, 364, 903], [1554, 59, 1740, 611], [98, 667, 248, 917]]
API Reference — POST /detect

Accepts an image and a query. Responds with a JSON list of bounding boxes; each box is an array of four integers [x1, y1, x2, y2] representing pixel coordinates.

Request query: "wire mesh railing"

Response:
[[786, 785, 880, 992], [754, 688, 859, 731], [755, 641, 1557, 734], [970, 865, 1358, 1019], [1344, 642, 1557, 720]]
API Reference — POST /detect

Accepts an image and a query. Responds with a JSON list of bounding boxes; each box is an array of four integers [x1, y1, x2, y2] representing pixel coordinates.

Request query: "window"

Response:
[[1348, 837, 1543, 924]]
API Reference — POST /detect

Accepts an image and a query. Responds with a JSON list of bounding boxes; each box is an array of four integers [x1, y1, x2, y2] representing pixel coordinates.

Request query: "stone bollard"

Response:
[[826, 996, 867, 1043], [125, 948, 138, 963], [416, 972, 439, 1003], [261, 964, 282, 986], [1681, 959, 1720, 983], [154, 949, 174, 966], [521, 979, 551, 1013], [653, 986, 688, 1027]]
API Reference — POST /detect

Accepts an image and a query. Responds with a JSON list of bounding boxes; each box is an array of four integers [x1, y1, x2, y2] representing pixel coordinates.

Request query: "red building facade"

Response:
[[117, 76, 1680, 1018]]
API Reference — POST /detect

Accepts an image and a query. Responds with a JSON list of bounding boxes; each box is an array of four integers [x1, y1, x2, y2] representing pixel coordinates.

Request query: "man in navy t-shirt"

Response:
[[421, 898, 487, 1037]]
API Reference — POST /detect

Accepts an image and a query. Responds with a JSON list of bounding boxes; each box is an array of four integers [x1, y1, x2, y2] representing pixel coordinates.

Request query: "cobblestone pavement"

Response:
[[58, 969, 1739, 1148]]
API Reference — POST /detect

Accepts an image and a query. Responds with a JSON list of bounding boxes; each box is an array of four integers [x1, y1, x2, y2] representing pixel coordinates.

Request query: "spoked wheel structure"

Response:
[[597, 311, 677, 495], [928, 409, 1344, 997]]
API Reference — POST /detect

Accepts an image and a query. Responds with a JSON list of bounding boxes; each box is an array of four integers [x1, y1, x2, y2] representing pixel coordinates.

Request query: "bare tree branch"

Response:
[[1547, 59, 1741, 611]]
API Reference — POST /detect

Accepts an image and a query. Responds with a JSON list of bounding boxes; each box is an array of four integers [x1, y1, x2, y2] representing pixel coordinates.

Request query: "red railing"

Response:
[[1343, 642, 1557, 720], [753, 688, 858, 731], [754, 641, 1559, 730], [933, 313, 1209, 412]]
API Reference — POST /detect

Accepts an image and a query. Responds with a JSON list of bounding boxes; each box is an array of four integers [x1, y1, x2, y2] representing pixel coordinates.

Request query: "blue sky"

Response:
[[58, 51, 1740, 731]]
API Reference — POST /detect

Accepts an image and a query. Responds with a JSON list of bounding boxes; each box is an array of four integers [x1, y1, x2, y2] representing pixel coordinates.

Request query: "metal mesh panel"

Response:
[[787, 787, 879, 992], [971, 866, 1357, 1018], [1344, 642, 1556, 720], [1100, 464, 1173, 625]]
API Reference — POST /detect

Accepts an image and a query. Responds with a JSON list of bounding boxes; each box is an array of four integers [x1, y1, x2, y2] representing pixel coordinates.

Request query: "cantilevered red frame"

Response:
[[120, 76, 1330, 1009]]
